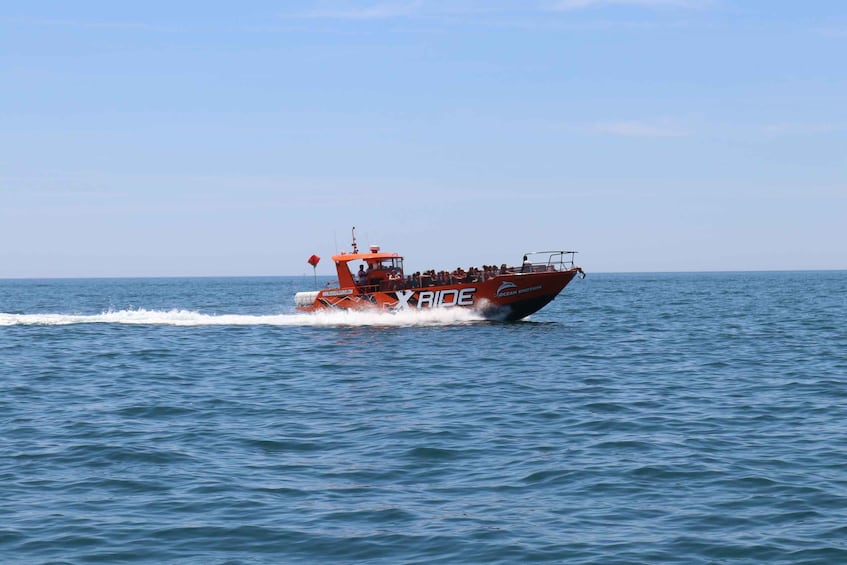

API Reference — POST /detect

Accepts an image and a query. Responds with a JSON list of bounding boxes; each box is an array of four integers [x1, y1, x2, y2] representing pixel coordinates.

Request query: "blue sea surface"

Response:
[[2, 272, 847, 563]]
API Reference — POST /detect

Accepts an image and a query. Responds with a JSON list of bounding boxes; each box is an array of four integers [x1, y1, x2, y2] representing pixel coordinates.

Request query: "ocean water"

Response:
[[2, 271, 846, 564]]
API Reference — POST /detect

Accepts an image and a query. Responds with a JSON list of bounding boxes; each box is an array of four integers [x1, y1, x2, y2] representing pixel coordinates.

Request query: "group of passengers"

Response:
[[357, 262, 529, 291], [355, 257, 559, 291], [402, 263, 511, 288]]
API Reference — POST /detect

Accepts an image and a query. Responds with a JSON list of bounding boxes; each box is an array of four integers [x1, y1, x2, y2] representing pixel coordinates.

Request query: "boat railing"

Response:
[[516, 250, 578, 273], [357, 284, 380, 293], [353, 281, 405, 293]]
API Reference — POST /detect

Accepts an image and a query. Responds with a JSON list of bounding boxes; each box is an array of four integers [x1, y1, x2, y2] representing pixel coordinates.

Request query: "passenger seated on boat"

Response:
[[367, 264, 383, 286], [500, 263, 508, 275], [387, 270, 402, 290], [521, 256, 532, 273]]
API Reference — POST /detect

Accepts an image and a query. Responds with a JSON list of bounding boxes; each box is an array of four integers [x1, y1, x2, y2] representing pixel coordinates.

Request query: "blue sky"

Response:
[[1, 0, 845, 277]]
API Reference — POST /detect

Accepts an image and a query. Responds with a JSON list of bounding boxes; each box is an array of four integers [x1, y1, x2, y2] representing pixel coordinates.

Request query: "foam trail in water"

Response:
[[0, 307, 487, 327]]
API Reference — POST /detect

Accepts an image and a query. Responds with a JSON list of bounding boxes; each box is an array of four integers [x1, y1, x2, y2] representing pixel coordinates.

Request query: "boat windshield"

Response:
[[367, 257, 403, 274]]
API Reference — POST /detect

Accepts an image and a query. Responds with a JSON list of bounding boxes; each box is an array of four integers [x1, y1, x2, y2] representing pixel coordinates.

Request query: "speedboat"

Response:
[[295, 228, 584, 321]]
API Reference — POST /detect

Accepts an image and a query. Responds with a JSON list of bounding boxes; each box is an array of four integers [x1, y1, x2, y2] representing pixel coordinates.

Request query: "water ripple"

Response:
[[2, 273, 847, 563]]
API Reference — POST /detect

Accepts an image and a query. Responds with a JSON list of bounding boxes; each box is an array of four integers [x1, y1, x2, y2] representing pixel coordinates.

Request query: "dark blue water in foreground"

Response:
[[2, 272, 847, 564]]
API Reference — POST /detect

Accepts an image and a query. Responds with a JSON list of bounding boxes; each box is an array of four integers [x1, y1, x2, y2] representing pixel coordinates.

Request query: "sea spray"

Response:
[[0, 306, 487, 327]]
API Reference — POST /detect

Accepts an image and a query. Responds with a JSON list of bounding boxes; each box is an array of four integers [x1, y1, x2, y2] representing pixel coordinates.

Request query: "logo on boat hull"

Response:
[[322, 288, 354, 297], [496, 282, 544, 297], [496, 282, 517, 297], [392, 288, 477, 310]]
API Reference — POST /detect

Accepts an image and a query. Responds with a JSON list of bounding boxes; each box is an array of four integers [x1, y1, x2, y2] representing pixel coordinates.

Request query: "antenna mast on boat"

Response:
[[351, 226, 359, 254]]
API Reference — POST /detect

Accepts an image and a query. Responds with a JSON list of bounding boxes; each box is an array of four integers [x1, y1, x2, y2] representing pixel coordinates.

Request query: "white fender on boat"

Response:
[[294, 291, 320, 308]]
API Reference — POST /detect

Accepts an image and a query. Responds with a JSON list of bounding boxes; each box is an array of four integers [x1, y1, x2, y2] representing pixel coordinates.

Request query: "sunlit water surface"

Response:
[[2, 272, 846, 563]]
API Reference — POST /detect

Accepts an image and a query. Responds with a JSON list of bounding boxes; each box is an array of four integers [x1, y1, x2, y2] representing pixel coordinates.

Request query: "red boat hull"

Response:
[[298, 268, 580, 321]]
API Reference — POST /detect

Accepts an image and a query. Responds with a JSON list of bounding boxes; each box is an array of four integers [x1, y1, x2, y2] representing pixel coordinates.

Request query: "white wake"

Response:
[[0, 307, 488, 327]]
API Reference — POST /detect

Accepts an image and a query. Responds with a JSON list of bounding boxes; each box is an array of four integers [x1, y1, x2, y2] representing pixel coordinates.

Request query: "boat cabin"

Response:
[[333, 245, 404, 290]]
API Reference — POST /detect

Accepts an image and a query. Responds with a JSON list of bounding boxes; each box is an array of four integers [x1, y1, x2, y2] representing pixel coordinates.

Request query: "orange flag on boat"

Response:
[[307, 254, 320, 267]]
